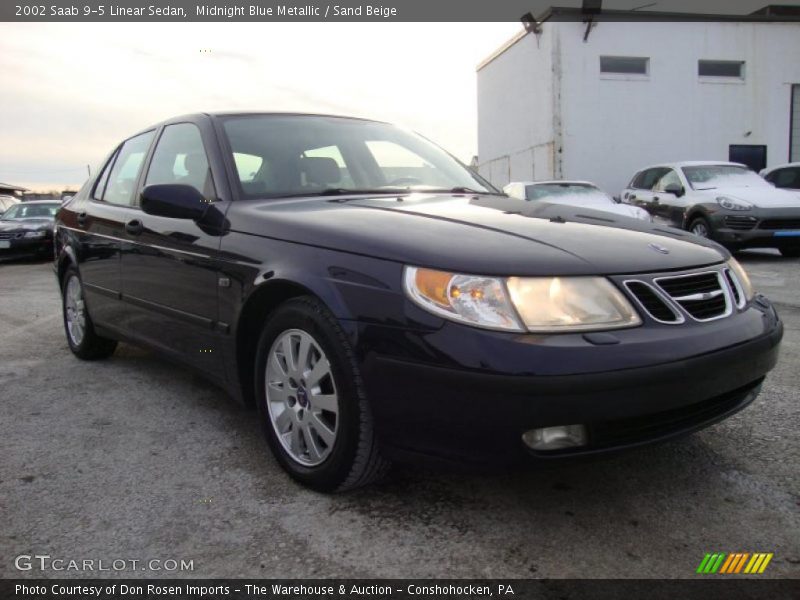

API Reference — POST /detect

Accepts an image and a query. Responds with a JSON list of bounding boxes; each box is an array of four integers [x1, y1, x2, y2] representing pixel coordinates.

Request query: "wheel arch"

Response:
[[56, 244, 79, 285], [685, 206, 712, 230], [235, 278, 327, 408]]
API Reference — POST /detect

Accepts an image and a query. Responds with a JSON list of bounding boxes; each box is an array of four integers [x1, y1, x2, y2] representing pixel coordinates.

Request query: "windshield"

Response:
[[682, 165, 769, 190], [221, 115, 499, 199], [525, 183, 608, 203], [1, 203, 60, 220]]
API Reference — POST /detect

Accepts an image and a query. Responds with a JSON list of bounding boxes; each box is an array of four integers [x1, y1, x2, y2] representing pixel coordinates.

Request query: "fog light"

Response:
[[522, 425, 587, 451]]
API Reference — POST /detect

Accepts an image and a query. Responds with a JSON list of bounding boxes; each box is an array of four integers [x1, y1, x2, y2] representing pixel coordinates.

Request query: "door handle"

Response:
[[76, 212, 88, 227], [125, 219, 144, 236]]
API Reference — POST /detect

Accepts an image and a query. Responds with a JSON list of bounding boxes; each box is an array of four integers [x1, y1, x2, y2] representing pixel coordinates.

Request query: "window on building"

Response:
[[729, 145, 767, 173], [600, 56, 649, 76], [699, 60, 745, 79]]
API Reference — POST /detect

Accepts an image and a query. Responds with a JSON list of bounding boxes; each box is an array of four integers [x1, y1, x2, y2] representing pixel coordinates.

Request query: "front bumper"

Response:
[[354, 297, 782, 466], [708, 208, 800, 248], [0, 236, 53, 258]]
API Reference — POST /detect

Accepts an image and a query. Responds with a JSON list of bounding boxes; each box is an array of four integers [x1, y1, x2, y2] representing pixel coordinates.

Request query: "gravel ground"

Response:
[[1, 251, 798, 579]]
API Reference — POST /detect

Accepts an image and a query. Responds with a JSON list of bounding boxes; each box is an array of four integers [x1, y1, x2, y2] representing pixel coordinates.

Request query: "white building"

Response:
[[476, 6, 800, 196]]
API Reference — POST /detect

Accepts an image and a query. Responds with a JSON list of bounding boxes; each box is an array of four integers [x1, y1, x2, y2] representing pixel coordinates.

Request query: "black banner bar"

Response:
[[3, 0, 800, 22], [2, 579, 800, 600]]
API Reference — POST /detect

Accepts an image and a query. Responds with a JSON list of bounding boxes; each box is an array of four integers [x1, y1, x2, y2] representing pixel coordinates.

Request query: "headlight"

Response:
[[23, 230, 46, 239], [726, 258, 755, 301], [717, 196, 753, 211], [404, 267, 524, 331], [506, 276, 641, 332], [404, 267, 641, 333]]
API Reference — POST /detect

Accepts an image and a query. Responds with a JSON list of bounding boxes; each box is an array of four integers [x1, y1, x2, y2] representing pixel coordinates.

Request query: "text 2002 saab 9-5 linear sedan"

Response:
[[55, 113, 783, 491]]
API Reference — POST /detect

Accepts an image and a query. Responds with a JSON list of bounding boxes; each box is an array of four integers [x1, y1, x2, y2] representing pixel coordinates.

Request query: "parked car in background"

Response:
[[504, 181, 652, 222], [0, 200, 60, 259], [761, 162, 800, 192], [55, 113, 782, 492], [621, 162, 800, 257], [0, 194, 20, 213]]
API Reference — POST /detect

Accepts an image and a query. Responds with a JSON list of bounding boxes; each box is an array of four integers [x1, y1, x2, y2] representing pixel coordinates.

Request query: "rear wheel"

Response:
[[255, 296, 390, 492], [689, 216, 712, 239], [780, 247, 800, 258], [62, 266, 117, 360]]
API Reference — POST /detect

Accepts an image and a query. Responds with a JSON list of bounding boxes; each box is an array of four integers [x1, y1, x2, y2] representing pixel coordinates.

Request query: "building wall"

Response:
[[478, 20, 800, 195], [557, 20, 800, 195], [476, 32, 555, 188]]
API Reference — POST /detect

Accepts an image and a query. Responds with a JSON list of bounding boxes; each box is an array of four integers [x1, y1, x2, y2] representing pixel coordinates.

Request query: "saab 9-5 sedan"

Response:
[[55, 113, 783, 491]]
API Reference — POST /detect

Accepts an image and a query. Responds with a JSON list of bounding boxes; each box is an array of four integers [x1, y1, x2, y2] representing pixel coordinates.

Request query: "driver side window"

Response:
[[653, 169, 682, 193], [100, 131, 155, 206]]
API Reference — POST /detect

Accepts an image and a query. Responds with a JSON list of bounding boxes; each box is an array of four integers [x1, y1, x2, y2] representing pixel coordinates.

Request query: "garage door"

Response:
[[793, 85, 800, 162]]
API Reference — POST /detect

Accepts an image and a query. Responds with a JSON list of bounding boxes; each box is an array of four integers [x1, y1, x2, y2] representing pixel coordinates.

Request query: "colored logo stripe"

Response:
[[698, 552, 773, 574], [697, 553, 726, 573]]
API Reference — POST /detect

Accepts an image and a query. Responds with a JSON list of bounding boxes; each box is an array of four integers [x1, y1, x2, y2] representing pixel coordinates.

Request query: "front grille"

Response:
[[759, 219, 800, 230], [0, 232, 23, 240], [724, 269, 743, 308], [624, 281, 682, 323], [588, 379, 763, 450], [723, 215, 758, 231], [654, 272, 730, 321]]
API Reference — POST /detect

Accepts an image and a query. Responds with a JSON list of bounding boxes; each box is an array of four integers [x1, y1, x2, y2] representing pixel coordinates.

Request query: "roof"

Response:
[[761, 162, 800, 174], [539, 5, 800, 22], [507, 180, 598, 187], [477, 5, 800, 72], [638, 161, 747, 170], [0, 183, 28, 192]]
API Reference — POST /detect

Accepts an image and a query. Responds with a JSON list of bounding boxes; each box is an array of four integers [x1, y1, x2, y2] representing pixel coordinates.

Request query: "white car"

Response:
[[0, 195, 20, 213], [761, 162, 800, 192], [621, 161, 800, 257], [503, 181, 652, 221]]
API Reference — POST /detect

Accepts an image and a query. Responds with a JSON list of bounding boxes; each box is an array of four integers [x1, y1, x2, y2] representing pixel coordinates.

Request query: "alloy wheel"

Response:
[[265, 329, 339, 466], [65, 275, 86, 346], [692, 221, 709, 238]]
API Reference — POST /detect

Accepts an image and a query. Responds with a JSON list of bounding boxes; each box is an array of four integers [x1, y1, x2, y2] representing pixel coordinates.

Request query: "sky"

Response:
[[0, 22, 521, 191]]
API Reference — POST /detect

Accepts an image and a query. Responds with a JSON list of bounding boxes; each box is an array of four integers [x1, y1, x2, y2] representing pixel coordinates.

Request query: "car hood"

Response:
[[0, 218, 52, 231], [694, 185, 800, 208], [545, 197, 649, 220], [233, 193, 726, 276]]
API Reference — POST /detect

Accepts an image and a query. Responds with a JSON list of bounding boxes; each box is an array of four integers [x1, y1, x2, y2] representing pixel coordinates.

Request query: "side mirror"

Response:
[[664, 183, 685, 198], [140, 184, 209, 220]]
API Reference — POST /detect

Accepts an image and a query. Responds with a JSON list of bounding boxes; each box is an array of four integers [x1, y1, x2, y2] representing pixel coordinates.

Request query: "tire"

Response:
[[689, 216, 713, 239], [61, 266, 118, 360], [255, 296, 390, 492], [780, 247, 800, 258]]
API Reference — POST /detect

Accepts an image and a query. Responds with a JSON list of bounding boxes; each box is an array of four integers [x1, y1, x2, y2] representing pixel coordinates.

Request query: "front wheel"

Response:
[[62, 266, 117, 360], [780, 247, 800, 258], [689, 216, 713, 239], [255, 296, 390, 492]]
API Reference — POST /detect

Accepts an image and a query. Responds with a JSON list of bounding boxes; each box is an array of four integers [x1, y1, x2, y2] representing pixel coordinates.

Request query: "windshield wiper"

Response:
[[418, 186, 505, 196], [269, 188, 412, 199]]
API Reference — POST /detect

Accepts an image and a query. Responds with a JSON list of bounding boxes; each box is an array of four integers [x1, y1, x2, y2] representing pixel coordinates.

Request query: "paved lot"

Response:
[[1, 252, 798, 579]]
